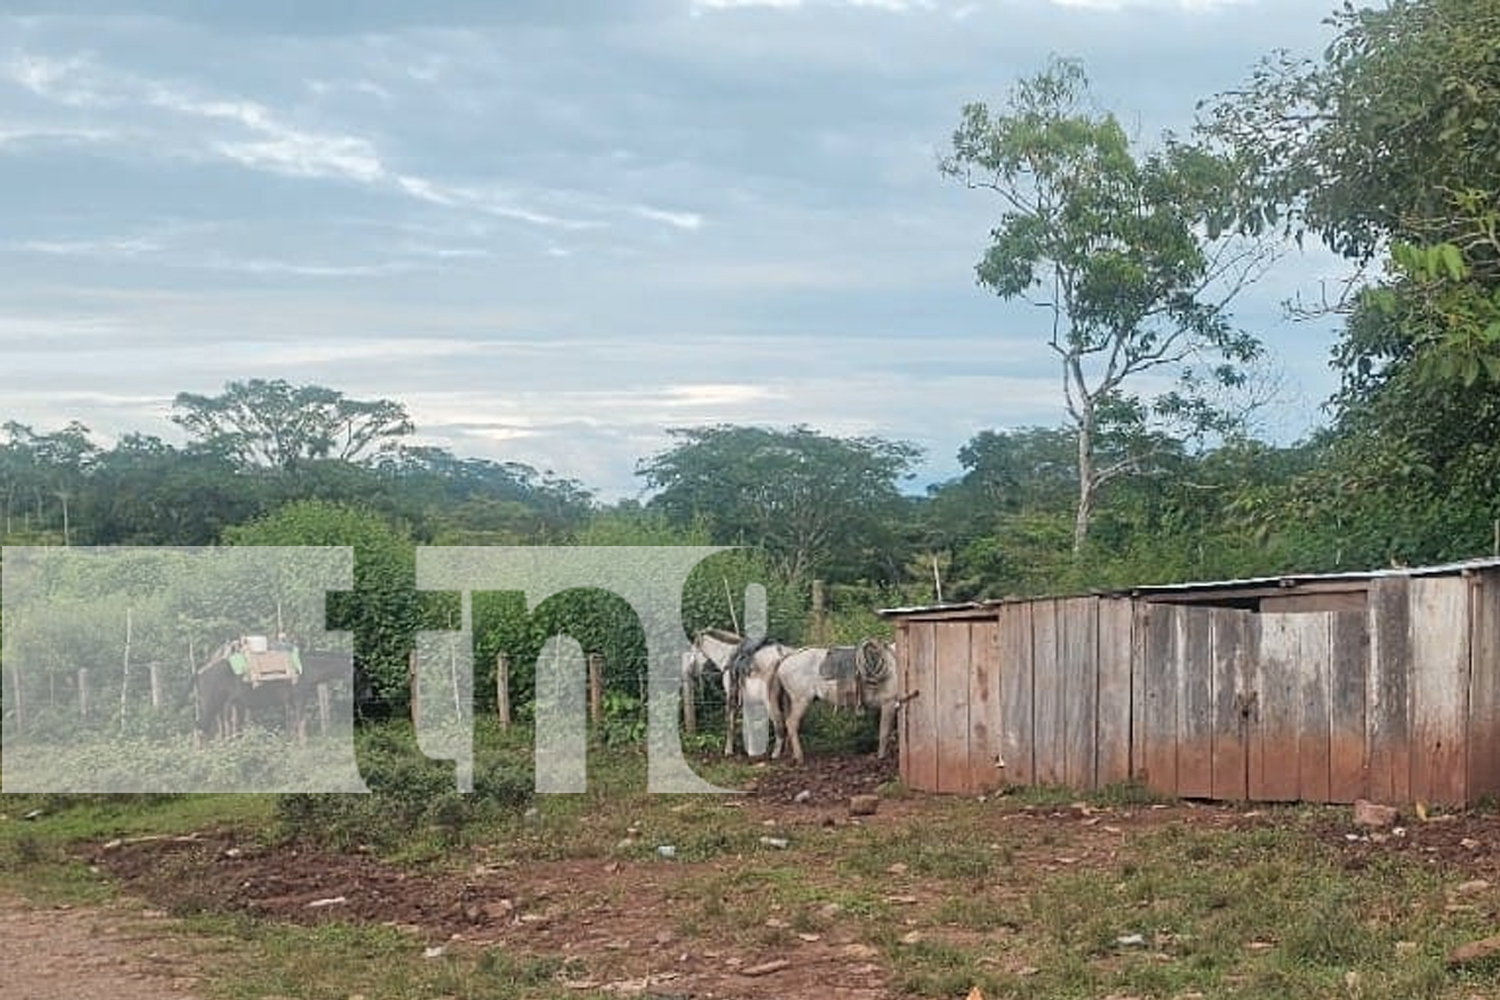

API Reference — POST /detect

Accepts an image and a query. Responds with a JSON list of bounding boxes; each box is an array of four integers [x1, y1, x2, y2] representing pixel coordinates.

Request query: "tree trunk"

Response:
[[1073, 414, 1095, 555]]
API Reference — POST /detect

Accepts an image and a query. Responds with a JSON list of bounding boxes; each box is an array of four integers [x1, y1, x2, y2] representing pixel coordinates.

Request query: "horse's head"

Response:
[[856, 637, 895, 684]]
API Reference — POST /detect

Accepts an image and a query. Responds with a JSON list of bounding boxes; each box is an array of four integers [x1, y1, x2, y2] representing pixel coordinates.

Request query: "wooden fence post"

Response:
[[495, 652, 512, 730], [77, 667, 89, 720], [587, 652, 604, 729], [683, 663, 697, 735], [812, 579, 828, 644], [408, 649, 419, 724], [317, 684, 331, 736]]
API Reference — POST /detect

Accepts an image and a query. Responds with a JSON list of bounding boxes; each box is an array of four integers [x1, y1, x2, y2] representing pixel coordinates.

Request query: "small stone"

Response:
[[900, 930, 923, 945], [1455, 879, 1491, 896], [1461, 838, 1482, 850], [1395, 941, 1419, 956], [1116, 933, 1145, 947], [793, 790, 812, 804], [1449, 933, 1500, 966], [849, 794, 880, 816]]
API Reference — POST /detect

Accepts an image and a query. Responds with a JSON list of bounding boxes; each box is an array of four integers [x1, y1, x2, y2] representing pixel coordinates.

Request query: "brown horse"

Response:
[[193, 647, 360, 743]]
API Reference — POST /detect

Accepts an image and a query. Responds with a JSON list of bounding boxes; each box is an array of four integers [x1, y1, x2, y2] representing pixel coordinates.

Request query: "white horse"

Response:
[[768, 637, 914, 765], [692, 628, 792, 758]]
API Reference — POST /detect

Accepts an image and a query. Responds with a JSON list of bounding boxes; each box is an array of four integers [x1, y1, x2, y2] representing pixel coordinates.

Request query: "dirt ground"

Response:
[[13, 756, 1500, 1000], [0, 893, 203, 1000]]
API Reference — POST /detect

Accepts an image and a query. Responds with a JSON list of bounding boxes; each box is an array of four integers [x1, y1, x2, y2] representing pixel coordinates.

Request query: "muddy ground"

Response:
[[61, 754, 1500, 1000]]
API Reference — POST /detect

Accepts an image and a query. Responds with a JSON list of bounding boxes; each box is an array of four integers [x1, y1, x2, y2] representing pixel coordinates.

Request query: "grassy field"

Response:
[[5, 719, 1500, 999]]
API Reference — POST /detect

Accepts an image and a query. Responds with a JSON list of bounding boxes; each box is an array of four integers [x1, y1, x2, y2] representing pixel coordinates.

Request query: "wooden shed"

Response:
[[881, 557, 1500, 807]]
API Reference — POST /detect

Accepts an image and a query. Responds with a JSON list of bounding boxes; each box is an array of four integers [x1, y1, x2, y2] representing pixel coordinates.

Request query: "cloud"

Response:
[[2, 45, 702, 236]]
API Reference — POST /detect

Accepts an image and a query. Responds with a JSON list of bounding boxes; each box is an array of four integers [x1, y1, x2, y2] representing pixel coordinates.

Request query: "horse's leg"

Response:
[[784, 696, 810, 766], [877, 702, 896, 759], [765, 669, 787, 760], [723, 675, 737, 756]]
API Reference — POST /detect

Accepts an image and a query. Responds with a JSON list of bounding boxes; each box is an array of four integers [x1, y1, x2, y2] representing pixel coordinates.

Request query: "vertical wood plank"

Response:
[[1177, 607, 1214, 798], [1469, 573, 1500, 804], [935, 621, 973, 794], [896, 623, 908, 765], [1031, 600, 1064, 786], [1210, 608, 1251, 801], [1061, 598, 1099, 791], [970, 617, 1003, 793], [902, 620, 939, 793], [999, 602, 1034, 787], [1095, 598, 1133, 787], [1252, 613, 1301, 801], [1130, 602, 1148, 785], [1367, 577, 1411, 805], [1410, 577, 1470, 807], [1296, 613, 1332, 804], [1329, 609, 1369, 803], [1141, 603, 1179, 797]]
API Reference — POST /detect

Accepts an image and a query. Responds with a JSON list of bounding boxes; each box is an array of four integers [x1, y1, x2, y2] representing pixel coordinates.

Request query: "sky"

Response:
[[0, 0, 1352, 502]]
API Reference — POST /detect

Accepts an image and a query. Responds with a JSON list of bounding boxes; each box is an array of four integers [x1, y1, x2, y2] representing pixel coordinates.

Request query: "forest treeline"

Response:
[[3, 0, 1499, 719]]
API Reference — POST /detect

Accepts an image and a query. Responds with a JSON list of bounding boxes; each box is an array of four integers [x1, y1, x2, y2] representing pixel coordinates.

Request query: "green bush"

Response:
[[275, 731, 534, 850]]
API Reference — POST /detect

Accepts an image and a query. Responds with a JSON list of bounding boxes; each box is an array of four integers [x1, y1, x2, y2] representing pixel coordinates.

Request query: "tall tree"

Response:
[[1201, 0, 1500, 565], [943, 57, 1273, 553], [171, 379, 413, 472], [637, 424, 921, 583], [1201, 0, 1500, 385]]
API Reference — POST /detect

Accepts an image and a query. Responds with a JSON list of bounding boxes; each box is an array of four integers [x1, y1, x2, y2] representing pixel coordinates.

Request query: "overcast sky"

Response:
[[0, 0, 1350, 501]]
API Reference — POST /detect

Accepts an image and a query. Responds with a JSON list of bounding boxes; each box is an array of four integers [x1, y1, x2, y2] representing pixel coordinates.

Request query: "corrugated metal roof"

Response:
[[1126, 555, 1500, 594], [876, 554, 1500, 618]]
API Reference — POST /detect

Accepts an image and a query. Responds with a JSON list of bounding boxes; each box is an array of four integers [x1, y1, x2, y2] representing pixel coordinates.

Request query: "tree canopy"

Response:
[[943, 57, 1273, 553]]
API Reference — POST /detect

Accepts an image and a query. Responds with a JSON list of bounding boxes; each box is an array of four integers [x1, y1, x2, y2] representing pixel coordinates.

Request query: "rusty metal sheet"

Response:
[[1031, 600, 1064, 787], [1251, 613, 1302, 802], [900, 620, 939, 793], [1367, 576, 1412, 804], [1410, 577, 1470, 807], [1210, 608, 1254, 801], [1061, 597, 1098, 791], [969, 617, 1003, 794], [935, 620, 973, 794], [1468, 573, 1500, 803], [1329, 610, 1369, 803], [1177, 606, 1214, 798], [1140, 603, 1179, 797], [998, 602, 1034, 787], [1095, 598, 1133, 787]]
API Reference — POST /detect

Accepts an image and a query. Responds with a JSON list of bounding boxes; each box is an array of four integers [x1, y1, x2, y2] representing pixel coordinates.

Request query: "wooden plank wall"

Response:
[[898, 571, 1492, 806], [898, 615, 1004, 795], [1096, 599, 1134, 787], [1409, 577, 1470, 806], [1469, 570, 1500, 802], [998, 601, 1034, 788]]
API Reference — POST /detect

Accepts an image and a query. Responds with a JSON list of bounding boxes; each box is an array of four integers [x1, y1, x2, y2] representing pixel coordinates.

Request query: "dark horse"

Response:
[[193, 647, 369, 743]]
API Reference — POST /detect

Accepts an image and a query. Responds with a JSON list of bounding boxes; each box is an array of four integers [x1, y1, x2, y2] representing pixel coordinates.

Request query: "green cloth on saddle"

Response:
[[227, 647, 302, 679]]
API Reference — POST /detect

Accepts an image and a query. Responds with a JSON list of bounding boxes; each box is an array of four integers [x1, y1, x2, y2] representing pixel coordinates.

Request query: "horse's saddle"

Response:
[[818, 647, 858, 681]]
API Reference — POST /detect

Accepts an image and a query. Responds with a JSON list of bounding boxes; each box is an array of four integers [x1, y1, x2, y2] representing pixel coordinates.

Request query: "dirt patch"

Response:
[[741, 752, 899, 805], [0, 893, 203, 1000], [67, 758, 1500, 999], [1311, 808, 1500, 877], [84, 832, 498, 937]]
